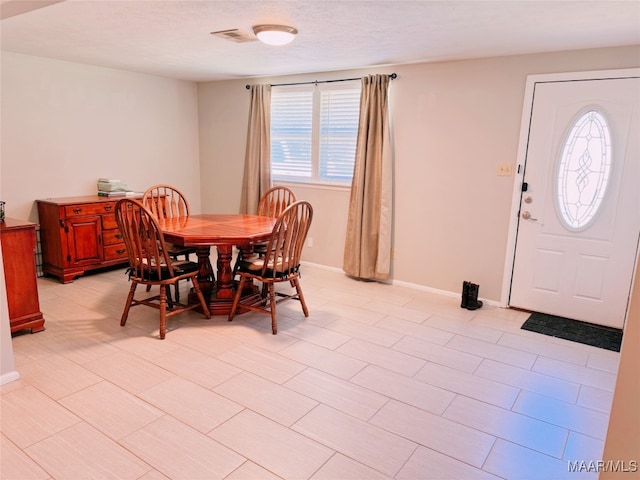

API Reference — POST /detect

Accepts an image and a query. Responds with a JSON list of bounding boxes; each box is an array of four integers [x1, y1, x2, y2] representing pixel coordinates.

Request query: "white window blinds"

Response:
[[271, 82, 361, 185]]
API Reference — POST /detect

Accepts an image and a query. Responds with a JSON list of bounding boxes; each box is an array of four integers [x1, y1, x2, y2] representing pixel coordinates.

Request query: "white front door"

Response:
[[508, 71, 640, 329]]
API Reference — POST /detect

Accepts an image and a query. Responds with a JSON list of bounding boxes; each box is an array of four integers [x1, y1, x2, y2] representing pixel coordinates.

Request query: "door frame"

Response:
[[500, 68, 640, 316]]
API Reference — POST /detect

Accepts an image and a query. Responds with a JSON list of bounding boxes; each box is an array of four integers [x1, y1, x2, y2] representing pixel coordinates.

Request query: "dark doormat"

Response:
[[521, 312, 623, 352]]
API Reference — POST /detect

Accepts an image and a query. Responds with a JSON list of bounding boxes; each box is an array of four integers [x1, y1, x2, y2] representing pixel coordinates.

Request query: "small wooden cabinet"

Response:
[[37, 196, 136, 283], [0, 218, 45, 333]]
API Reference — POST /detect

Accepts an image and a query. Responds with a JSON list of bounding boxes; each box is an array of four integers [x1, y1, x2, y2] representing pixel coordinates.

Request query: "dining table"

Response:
[[158, 213, 277, 315]]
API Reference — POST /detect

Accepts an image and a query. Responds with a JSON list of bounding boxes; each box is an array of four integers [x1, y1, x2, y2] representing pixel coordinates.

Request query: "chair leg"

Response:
[[268, 283, 277, 334], [174, 280, 180, 303], [232, 247, 243, 278], [121, 281, 138, 326], [165, 285, 174, 309], [191, 277, 211, 319], [293, 278, 309, 317], [159, 283, 168, 340], [228, 275, 246, 322]]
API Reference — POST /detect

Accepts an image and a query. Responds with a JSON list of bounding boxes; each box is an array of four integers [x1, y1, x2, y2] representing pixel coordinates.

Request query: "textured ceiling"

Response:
[[1, 0, 639, 82]]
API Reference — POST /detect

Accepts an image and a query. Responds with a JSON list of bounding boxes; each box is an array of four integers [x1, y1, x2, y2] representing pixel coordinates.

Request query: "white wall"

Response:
[[0, 52, 201, 222], [602, 250, 640, 478], [197, 45, 640, 301], [2, 46, 639, 301]]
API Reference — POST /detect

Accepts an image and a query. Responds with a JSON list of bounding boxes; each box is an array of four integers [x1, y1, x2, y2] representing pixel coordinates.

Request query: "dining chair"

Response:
[[254, 186, 297, 254], [115, 198, 210, 340], [234, 186, 297, 273], [257, 186, 297, 218], [229, 200, 313, 334], [142, 184, 198, 301]]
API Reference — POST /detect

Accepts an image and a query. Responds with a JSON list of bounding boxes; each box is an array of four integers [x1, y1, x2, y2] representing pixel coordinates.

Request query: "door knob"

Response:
[[522, 211, 538, 221], [524, 196, 533, 204]]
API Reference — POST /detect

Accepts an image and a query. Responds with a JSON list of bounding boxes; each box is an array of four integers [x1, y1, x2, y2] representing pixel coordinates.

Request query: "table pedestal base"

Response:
[[189, 244, 265, 316], [189, 281, 263, 316]]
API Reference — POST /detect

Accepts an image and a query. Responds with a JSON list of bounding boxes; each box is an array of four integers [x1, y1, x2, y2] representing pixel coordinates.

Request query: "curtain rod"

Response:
[[245, 72, 396, 89]]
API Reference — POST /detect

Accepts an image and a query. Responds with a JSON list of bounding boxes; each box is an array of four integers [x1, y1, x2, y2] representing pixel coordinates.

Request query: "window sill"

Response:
[[274, 180, 351, 192]]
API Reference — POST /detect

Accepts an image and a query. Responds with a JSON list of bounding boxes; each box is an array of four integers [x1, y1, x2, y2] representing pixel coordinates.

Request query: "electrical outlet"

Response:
[[497, 163, 513, 176], [307, 237, 313, 247]]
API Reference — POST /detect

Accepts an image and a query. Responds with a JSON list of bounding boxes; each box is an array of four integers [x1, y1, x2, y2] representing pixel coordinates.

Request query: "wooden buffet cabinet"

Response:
[[37, 195, 137, 283], [0, 218, 45, 333]]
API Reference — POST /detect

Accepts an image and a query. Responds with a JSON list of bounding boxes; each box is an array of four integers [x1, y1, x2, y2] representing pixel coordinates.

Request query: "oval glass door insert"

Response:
[[556, 110, 612, 230]]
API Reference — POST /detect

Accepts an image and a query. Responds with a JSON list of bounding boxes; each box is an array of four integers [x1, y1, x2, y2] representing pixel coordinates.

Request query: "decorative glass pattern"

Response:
[[556, 110, 612, 230]]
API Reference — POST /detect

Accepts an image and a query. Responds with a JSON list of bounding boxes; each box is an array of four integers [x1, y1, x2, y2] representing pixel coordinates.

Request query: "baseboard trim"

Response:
[[300, 261, 500, 307], [1, 370, 20, 385]]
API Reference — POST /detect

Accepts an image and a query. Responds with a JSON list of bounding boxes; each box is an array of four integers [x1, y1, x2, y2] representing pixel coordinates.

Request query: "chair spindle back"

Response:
[[143, 184, 190, 220], [115, 199, 175, 280], [261, 201, 313, 279], [257, 186, 296, 218]]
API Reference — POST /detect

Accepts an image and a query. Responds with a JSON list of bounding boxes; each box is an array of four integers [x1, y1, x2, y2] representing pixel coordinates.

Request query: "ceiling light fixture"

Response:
[[252, 24, 298, 46]]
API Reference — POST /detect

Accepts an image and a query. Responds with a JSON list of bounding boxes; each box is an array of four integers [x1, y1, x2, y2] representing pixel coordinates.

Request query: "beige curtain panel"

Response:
[[240, 84, 272, 214], [343, 74, 393, 280]]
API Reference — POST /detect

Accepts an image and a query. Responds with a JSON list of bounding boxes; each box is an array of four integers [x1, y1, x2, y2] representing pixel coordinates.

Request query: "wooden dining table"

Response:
[[158, 214, 277, 315]]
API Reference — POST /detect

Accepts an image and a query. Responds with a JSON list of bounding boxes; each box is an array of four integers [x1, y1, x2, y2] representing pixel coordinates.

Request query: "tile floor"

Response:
[[1, 264, 619, 479]]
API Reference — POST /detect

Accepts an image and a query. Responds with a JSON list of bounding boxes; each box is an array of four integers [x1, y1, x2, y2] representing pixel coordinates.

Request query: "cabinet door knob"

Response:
[[73, 208, 82, 214], [116, 249, 126, 255], [104, 205, 112, 211]]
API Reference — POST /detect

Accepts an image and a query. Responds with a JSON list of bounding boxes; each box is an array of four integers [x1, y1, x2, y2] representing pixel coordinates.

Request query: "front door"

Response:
[[508, 71, 640, 329]]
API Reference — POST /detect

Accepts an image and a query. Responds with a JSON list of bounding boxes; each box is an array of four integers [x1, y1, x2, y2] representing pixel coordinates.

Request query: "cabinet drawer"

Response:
[[102, 214, 118, 229], [65, 202, 115, 217], [104, 244, 128, 260], [102, 205, 139, 229], [103, 229, 124, 245]]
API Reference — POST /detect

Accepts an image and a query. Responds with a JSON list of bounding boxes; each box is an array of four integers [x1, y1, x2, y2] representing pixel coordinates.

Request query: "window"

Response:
[[270, 82, 361, 185], [555, 109, 612, 231]]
